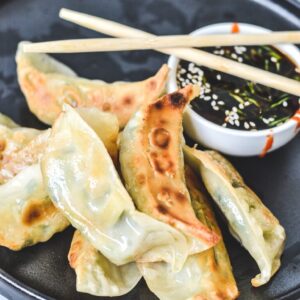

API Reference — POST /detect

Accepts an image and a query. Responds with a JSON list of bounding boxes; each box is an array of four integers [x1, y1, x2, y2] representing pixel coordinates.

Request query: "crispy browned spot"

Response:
[[0, 154, 3, 161], [150, 152, 174, 174], [102, 102, 111, 111], [22, 200, 56, 226], [169, 92, 186, 108], [68, 240, 82, 268], [151, 128, 170, 148], [175, 192, 187, 203], [148, 79, 157, 90], [123, 96, 133, 106], [137, 173, 146, 185], [154, 101, 163, 110], [0, 140, 6, 152], [157, 204, 168, 214]]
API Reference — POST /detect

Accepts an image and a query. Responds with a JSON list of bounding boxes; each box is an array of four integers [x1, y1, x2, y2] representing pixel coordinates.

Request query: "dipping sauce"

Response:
[[177, 45, 300, 130]]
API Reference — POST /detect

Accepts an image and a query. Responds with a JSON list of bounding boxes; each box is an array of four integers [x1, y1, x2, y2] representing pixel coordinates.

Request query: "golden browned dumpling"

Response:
[[120, 85, 219, 252], [16, 42, 168, 127], [139, 166, 239, 300]]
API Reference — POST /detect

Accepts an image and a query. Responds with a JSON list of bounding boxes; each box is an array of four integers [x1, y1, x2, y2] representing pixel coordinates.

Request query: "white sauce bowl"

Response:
[[167, 23, 300, 156]]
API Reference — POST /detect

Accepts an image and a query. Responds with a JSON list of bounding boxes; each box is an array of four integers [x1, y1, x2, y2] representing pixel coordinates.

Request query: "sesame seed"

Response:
[[244, 122, 250, 129], [231, 53, 238, 59], [187, 74, 192, 79], [229, 119, 234, 125], [219, 50, 225, 55], [269, 117, 275, 122], [218, 101, 225, 105], [232, 107, 238, 112], [213, 106, 220, 111], [245, 101, 250, 106], [234, 120, 240, 126], [270, 57, 277, 63], [204, 96, 211, 101], [283, 101, 288, 107], [262, 118, 269, 124], [222, 123, 227, 127], [212, 94, 218, 100], [238, 57, 243, 63], [216, 74, 221, 80], [225, 110, 230, 116], [234, 89, 240, 93], [239, 103, 244, 109], [211, 100, 216, 106], [249, 121, 256, 127]]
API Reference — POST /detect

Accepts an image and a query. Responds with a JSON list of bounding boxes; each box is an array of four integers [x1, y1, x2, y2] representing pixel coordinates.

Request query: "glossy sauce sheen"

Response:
[[177, 45, 300, 131]]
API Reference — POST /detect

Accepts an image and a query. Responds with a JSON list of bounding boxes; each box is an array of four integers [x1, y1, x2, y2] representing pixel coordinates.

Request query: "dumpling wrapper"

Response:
[[42, 105, 191, 269], [139, 166, 239, 300], [120, 85, 219, 252], [0, 164, 69, 250], [16, 42, 168, 127], [0, 108, 118, 250], [69, 230, 141, 297], [184, 146, 286, 287]]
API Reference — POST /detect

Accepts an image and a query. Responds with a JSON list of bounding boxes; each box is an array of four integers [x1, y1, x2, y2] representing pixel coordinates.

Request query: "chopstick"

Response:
[[23, 31, 300, 53], [59, 8, 300, 97]]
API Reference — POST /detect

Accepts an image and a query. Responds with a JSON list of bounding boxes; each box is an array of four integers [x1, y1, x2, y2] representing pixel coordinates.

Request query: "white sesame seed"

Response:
[[239, 103, 244, 109], [269, 117, 275, 122], [245, 101, 250, 106], [211, 100, 216, 106], [231, 53, 238, 59], [229, 119, 234, 125], [270, 57, 277, 63], [234, 120, 240, 126], [218, 101, 225, 105], [216, 74, 221, 80], [238, 57, 243, 63], [244, 122, 250, 129], [232, 107, 238, 112], [219, 50, 225, 55], [225, 110, 230, 116], [283, 101, 288, 107], [212, 94, 218, 100], [222, 123, 227, 127], [204, 96, 211, 101], [213, 106, 220, 111], [234, 89, 240, 93], [249, 121, 256, 127], [262, 118, 269, 124], [187, 74, 192, 79]]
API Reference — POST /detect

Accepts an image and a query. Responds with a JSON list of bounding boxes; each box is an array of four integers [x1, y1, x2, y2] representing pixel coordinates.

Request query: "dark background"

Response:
[[0, 0, 299, 299]]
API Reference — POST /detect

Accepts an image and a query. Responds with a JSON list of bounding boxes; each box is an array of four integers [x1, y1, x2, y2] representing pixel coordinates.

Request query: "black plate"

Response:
[[0, 0, 300, 299]]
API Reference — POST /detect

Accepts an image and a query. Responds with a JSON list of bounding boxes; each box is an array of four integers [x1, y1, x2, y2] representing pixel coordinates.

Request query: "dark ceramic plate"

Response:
[[0, 0, 300, 299]]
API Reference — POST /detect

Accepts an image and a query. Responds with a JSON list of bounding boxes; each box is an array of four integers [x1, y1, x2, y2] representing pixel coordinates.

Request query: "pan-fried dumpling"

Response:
[[42, 105, 191, 269], [120, 85, 219, 252], [139, 166, 239, 300], [0, 164, 69, 250], [69, 230, 141, 296], [0, 113, 19, 128], [184, 146, 286, 287], [16, 42, 168, 127]]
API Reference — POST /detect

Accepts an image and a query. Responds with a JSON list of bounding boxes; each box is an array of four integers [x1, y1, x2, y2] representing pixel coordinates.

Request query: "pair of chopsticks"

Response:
[[23, 8, 300, 97]]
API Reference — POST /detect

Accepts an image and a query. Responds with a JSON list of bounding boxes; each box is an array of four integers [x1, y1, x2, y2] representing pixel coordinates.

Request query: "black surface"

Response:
[[0, 0, 299, 299]]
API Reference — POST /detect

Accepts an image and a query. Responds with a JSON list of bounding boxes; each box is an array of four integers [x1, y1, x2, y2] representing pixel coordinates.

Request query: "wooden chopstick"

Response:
[[59, 8, 300, 97], [23, 31, 300, 53]]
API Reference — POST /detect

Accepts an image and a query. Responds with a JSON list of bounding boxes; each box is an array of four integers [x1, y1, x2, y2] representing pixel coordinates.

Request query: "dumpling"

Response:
[[69, 230, 141, 296], [0, 107, 119, 251], [120, 85, 219, 252], [0, 164, 69, 250], [41, 105, 191, 269], [16, 42, 168, 127], [184, 146, 286, 287], [139, 166, 239, 300]]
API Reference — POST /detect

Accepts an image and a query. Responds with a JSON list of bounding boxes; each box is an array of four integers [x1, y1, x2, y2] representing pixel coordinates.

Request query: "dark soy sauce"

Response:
[[177, 45, 300, 131]]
